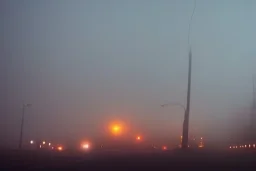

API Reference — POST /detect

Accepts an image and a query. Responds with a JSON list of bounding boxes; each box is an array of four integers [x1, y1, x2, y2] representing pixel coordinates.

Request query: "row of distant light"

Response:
[[30, 140, 52, 147], [30, 140, 64, 151], [229, 144, 256, 149], [29, 139, 101, 151], [30, 136, 142, 145], [30, 136, 192, 152], [30, 138, 172, 152]]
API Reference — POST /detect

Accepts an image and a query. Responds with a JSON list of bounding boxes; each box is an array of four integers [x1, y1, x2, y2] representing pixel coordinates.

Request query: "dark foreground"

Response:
[[1, 149, 256, 171]]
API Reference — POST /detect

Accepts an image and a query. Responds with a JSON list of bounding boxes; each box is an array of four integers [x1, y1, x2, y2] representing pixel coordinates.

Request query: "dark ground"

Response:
[[1, 149, 256, 171]]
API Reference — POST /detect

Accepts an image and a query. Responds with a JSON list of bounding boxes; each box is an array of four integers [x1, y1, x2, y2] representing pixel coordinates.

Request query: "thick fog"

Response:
[[1, 0, 256, 148]]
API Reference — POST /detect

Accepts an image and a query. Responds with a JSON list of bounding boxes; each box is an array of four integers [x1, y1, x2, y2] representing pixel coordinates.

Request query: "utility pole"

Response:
[[181, 48, 192, 149], [19, 104, 31, 149], [253, 75, 256, 109], [250, 76, 256, 141]]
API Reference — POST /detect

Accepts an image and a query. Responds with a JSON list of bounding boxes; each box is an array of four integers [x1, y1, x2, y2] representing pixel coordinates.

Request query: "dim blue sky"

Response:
[[1, 0, 256, 147]]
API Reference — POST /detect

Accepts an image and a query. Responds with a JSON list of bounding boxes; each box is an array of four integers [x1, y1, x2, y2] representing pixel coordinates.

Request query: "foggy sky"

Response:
[[2, 0, 256, 148]]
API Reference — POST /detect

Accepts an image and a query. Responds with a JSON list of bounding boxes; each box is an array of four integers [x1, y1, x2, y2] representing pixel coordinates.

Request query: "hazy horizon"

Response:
[[2, 0, 256, 148]]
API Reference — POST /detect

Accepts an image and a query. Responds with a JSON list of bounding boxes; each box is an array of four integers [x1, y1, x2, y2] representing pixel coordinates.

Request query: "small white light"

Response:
[[42, 141, 46, 145], [30, 140, 34, 144], [49, 143, 51, 146]]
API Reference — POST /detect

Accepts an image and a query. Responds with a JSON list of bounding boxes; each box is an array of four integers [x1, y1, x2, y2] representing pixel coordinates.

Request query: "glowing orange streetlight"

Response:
[[113, 125, 120, 132], [57, 146, 63, 151], [136, 136, 141, 141], [110, 124, 122, 135], [162, 146, 167, 150], [83, 144, 89, 149], [81, 142, 90, 150]]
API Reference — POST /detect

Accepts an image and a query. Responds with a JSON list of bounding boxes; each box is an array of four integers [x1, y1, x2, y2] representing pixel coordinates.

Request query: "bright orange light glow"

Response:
[[57, 146, 63, 151], [42, 141, 46, 145], [81, 142, 90, 150], [162, 146, 167, 150], [107, 120, 128, 136], [136, 136, 141, 140], [113, 125, 120, 132], [110, 124, 122, 135], [84, 144, 89, 149]]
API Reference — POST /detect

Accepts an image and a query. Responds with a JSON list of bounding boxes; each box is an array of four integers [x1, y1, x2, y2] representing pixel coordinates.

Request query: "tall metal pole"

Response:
[[19, 105, 25, 149], [181, 48, 192, 149], [250, 75, 256, 141], [19, 104, 31, 149], [253, 75, 255, 109]]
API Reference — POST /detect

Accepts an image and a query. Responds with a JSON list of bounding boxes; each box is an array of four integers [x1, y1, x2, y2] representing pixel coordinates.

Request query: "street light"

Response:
[[57, 146, 63, 151], [81, 142, 90, 150], [160, 49, 192, 149], [19, 104, 31, 149], [110, 124, 122, 136]]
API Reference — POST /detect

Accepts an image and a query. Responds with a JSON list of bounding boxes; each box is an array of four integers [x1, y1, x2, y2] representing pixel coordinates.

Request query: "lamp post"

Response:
[[19, 104, 31, 149], [161, 49, 192, 149], [182, 48, 192, 149]]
